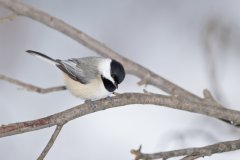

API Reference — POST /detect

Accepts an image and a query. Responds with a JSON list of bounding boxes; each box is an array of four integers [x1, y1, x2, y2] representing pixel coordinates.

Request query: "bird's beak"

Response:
[[114, 82, 118, 89]]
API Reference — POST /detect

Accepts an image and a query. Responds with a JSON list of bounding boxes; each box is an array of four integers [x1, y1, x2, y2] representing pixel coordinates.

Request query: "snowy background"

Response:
[[0, 0, 240, 159]]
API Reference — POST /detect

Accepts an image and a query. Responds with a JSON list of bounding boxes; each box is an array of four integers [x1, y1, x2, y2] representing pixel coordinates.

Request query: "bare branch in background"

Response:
[[202, 17, 240, 136], [202, 18, 232, 103], [0, 74, 66, 93], [131, 139, 240, 160]]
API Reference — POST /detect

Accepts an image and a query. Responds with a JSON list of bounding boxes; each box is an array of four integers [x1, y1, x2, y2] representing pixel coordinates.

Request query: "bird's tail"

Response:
[[26, 50, 57, 65]]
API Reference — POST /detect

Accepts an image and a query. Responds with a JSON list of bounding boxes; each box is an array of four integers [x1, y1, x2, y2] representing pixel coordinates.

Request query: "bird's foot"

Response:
[[105, 92, 119, 101]]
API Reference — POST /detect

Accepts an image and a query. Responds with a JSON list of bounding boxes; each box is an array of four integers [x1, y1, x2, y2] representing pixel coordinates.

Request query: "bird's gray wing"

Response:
[[56, 57, 100, 84]]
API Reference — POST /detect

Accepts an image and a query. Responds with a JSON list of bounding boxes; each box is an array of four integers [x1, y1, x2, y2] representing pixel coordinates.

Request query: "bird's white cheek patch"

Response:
[[98, 59, 114, 83]]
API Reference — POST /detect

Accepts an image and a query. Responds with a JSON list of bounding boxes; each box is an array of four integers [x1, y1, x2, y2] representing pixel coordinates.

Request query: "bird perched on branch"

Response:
[[26, 50, 125, 101]]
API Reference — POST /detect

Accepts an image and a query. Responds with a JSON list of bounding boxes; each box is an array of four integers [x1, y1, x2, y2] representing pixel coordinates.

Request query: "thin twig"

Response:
[[131, 139, 240, 160], [37, 125, 63, 160], [0, 74, 66, 93], [203, 89, 215, 102]]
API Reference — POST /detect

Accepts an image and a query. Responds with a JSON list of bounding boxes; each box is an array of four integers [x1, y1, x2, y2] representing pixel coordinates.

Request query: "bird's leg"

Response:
[[106, 92, 117, 101], [105, 92, 118, 102], [106, 92, 119, 101]]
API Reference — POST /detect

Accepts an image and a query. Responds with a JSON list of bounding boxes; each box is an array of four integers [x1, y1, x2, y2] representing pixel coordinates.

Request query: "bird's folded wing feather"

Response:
[[56, 58, 99, 84]]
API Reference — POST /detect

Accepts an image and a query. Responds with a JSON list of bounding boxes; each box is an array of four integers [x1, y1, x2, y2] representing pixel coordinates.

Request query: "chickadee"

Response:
[[26, 50, 125, 100]]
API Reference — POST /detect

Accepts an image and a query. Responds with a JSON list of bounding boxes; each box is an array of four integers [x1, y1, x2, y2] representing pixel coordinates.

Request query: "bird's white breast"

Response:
[[63, 74, 111, 100]]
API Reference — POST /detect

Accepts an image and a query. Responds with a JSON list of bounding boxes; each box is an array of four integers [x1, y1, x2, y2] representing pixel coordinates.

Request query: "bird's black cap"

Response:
[[110, 59, 125, 85]]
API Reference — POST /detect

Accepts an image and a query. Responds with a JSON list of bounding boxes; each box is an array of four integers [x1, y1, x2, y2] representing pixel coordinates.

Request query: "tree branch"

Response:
[[0, 0, 240, 159], [0, 0, 203, 102], [1, 92, 240, 138], [131, 139, 240, 160], [37, 125, 63, 160], [0, 74, 66, 93]]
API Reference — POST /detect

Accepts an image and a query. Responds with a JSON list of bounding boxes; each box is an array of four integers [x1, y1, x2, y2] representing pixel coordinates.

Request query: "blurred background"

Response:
[[0, 0, 240, 159]]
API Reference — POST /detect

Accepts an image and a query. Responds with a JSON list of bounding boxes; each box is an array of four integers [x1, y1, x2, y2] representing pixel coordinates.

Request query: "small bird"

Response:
[[26, 50, 125, 100]]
